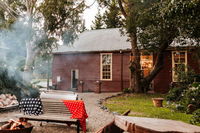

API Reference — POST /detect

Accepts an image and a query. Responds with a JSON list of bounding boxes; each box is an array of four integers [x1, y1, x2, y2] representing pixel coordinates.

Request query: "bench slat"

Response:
[[17, 98, 80, 133]]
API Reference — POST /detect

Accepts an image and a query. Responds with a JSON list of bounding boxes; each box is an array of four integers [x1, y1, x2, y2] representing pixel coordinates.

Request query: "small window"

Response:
[[172, 51, 187, 82], [100, 53, 112, 80]]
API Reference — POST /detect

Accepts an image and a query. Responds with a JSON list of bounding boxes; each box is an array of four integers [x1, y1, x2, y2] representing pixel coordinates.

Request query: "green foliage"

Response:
[[166, 87, 186, 102], [166, 67, 200, 123], [39, 0, 85, 35], [102, 0, 122, 28], [91, 9, 104, 30], [0, 68, 21, 100], [20, 86, 40, 99], [180, 84, 200, 112], [166, 66, 196, 102], [123, 88, 132, 93], [0, 67, 40, 101], [190, 109, 200, 125]]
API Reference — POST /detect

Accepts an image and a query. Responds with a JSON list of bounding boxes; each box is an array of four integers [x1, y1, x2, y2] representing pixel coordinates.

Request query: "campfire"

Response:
[[0, 94, 18, 108], [0, 118, 33, 133]]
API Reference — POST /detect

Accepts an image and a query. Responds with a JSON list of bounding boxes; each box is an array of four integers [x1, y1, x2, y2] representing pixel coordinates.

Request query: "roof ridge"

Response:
[[83, 28, 119, 33]]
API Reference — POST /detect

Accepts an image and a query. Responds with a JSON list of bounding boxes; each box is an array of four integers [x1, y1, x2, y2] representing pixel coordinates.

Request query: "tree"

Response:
[[0, 0, 85, 82], [91, 9, 104, 29], [102, 0, 122, 28], [97, 0, 200, 92]]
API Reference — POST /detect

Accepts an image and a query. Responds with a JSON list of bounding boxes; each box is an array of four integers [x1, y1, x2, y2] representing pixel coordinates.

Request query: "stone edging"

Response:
[[97, 93, 124, 115]]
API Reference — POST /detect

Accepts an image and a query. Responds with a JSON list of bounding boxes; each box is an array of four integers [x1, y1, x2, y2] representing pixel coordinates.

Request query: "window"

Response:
[[172, 51, 187, 82], [101, 53, 112, 80], [140, 53, 153, 77]]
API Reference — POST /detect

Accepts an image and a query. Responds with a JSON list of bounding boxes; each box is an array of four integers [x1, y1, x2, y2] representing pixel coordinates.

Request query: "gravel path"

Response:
[[78, 92, 119, 132], [0, 92, 120, 133]]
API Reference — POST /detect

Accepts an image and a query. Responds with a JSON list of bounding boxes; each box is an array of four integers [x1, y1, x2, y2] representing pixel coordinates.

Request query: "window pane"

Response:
[[180, 58, 185, 63], [102, 55, 111, 65], [101, 54, 112, 80]]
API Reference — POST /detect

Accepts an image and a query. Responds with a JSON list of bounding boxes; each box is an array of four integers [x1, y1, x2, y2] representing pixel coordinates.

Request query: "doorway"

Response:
[[71, 69, 78, 89]]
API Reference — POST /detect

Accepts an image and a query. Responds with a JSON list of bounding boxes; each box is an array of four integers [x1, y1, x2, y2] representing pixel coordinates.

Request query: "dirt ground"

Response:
[[0, 92, 119, 133]]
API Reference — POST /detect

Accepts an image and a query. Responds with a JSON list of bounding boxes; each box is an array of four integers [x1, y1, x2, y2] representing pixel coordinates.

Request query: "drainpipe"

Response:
[[120, 50, 124, 91]]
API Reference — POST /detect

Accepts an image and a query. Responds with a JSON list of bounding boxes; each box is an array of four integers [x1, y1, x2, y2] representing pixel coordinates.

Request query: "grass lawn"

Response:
[[103, 93, 193, 124]]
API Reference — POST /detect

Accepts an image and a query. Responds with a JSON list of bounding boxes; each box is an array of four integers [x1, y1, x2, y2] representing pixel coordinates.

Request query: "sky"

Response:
[[83, 0, 99, 29]]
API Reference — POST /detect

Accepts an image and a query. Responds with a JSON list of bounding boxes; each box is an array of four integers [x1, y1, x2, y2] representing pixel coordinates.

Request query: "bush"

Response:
[[0, 68, 40, 101], [20, 87, 40, 99], [0, 69, 22, 100], [166, 66, 196, 103], [166, 87, 186, 102], [190, 109, 200, 125], [179, 83, 200, 113], [123, 88, 132, 93]]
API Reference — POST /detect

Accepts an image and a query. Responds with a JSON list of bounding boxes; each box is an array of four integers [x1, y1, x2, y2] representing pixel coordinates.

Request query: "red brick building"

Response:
[[52, 28, 200, 93]]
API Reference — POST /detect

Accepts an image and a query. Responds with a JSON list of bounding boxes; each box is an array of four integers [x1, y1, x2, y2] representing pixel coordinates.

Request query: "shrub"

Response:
[[20, 87, 40, 99], [166, 66, 196, 103], [0, 69, 22, 100], [179, 84, 200, 113], [0, 68, 40, 101], [190, 109, 200, 125], [123, 88, 132, 93], [166, 87, 186, 102]]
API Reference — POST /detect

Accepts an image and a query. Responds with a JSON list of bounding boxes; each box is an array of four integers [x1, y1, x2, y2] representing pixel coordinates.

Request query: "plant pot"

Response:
[[152, 98, 164, 107]]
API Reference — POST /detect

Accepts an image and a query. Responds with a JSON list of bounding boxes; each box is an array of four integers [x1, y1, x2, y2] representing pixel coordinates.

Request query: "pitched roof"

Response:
[[53, 28, 131, 54], [53, 28, 198, 54]]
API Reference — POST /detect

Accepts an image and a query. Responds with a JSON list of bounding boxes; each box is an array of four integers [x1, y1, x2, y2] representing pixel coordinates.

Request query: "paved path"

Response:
[[0, 92, 119, 133]]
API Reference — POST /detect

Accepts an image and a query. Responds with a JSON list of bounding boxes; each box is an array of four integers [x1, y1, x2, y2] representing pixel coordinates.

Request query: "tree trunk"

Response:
[[23, 0, 37, 83], [23, 43, 38, 83], [129, 34, 141, 93], [127, 1, 142, 93]]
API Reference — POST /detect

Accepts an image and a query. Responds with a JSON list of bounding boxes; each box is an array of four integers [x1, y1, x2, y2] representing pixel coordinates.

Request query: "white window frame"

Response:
[[100, 53, 112, 81], [172, 51, 187, 82]]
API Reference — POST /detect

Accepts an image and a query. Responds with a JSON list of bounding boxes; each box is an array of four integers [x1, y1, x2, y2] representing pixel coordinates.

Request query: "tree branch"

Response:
[[0, 1, 20, 19], [118, 0, 127, 18]]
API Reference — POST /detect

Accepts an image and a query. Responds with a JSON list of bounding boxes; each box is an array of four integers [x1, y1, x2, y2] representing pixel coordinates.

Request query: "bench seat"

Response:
[[16, 98, 81, 133]]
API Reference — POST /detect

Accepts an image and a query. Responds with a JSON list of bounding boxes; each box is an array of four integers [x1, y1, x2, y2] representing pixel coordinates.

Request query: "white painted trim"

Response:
[[100, 53, 112, 81], [172, 51, 187, 82]]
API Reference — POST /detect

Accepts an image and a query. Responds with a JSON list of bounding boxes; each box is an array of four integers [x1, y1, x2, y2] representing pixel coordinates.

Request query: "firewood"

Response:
[[9, 119, 25, 130], [0, 121, 14, 130], [10, 122, 19, 130], [0, 94, 18, 107], [10, 100, 18, 105], [0, 94, 6, 100], [0, 102, 3, 108]]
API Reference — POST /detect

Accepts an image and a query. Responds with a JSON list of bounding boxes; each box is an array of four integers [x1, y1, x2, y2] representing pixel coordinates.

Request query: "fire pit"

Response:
[[0, 119, 33, 133]]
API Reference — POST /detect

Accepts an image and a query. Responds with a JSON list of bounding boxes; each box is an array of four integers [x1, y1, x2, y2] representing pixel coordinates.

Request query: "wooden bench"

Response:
[[17, 98, 80, 133]]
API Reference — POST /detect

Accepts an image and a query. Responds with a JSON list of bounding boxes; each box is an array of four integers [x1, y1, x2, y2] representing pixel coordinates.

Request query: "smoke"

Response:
[[0, 16, 47, 80]]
